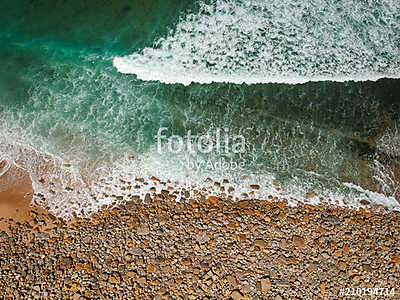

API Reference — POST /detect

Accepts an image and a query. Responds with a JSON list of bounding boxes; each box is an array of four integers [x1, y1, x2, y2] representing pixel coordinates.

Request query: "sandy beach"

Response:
[[0, 177, 399, 299]]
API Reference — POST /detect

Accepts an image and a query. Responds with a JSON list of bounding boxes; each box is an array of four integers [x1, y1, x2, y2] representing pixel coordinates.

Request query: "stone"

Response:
[[254, 239, 267, 249], [250, 184, 260, 190], [326, 215, 341, 226], [227, 275, 237, 286], [343, 244, 350, 254], [109, 276, 120, 284], [144, 193, 152, 204], [137, 224, 150, 235], [195, 232, 210, 244], [292, 236, 305, 249], [391, 255, 400, 263], [238, 200, 249, 208], [36, 232, 50, 240], [230, 290, 243, 300], [362, 264, 373, 272], [260, 278, 271, 292], [127, 271, 136, 278], [72, 294, 81, 300], [147, 265, 156, 273], [320, 282, 326, 295], [131, 247, 144, 256]]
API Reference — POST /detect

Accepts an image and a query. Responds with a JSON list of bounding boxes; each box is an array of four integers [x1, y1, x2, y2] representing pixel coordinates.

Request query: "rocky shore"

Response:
[[0, 182, 399, 299]]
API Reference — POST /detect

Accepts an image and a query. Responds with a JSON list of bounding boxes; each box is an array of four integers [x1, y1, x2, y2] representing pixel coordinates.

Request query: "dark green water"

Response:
[[0, 0, 399, 218]]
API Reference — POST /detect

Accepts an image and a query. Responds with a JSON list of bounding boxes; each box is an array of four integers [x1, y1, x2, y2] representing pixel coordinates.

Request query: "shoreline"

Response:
[[0, 180, 399, 298]]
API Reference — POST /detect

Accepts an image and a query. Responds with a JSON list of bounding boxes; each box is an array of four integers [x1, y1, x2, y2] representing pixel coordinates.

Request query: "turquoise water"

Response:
[[0, 0, 399, 217]]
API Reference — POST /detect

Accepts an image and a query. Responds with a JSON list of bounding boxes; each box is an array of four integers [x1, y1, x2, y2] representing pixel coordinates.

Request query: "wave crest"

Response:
[[114, 0, 400, 85]]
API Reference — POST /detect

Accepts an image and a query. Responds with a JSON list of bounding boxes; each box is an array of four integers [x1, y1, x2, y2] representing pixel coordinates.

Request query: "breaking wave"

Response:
[[114, 0, 400, 85]]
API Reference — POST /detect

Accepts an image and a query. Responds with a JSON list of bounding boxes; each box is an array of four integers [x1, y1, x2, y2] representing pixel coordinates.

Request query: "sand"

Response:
[[0, 167, 33, 232]]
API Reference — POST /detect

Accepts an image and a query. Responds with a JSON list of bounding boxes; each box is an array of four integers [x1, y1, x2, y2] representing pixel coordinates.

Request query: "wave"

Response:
[[114, 0, 400, 85], [2, 114, 400, 220]]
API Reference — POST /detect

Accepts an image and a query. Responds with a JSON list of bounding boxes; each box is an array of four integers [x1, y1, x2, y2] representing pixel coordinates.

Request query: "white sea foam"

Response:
[[114, 0, 400, 85], [2, 122, 399, 220]]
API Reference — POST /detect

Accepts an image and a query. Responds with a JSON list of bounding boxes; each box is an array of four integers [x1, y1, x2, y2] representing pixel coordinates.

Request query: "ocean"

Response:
[[0, 0, 399, 218]]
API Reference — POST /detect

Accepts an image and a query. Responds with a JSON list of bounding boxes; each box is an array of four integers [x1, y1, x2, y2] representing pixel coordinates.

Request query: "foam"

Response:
[[343, 182, 400, 211], [1, 123, 399, 220], [114, 0, 400, 85]]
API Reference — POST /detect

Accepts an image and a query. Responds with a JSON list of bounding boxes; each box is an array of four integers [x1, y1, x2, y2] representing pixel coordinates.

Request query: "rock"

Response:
[[230, 289, 243, 300], [362, 264, 373, 272], [308, 263, 318, 273], [36, 232, 50, 240], [276, 280, 290, 287], [276, 202, 286, 210], [147, 265, 156, 273], [238, 200, 249, 208], [127, 271, 136, 278], [137, 224, 150, 235], [277, 212, 286, 220], [292, 236, 305, 249], [227, 275, 237, 286], [0, 177, 398, 300], [207, 196, 219, 205], [131, 247, 144, 256], [343, 244, 350, 254], [260, 278, 271, 292], [181, 258, 191, 266], [150, 176, 160, 182], [60, 256, 73, 268], [238, 233, 247, 242], [109, 276, 120, 284], [131, 195, 141, 202], [326, 215, 341, 226], [195, 232, 210, 244], [33, 285, 40, 292], [144, 193, 152, 204], [320, 282, 326, 295], [254, 239, 267, 249], [72, 294, 81, 300], [391, 255, 400, 263]]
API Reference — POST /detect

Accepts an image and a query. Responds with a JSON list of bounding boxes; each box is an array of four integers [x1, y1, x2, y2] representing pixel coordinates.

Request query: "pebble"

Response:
[[260, 278, 271, 292], [0, 184, 398, 299], [230, 290, 243, 300], [254, 239, 267, 249], [292, 236, 305, 249]]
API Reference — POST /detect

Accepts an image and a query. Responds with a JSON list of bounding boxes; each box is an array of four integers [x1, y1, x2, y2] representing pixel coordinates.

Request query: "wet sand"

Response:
[[0, 169, 33, 232]]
